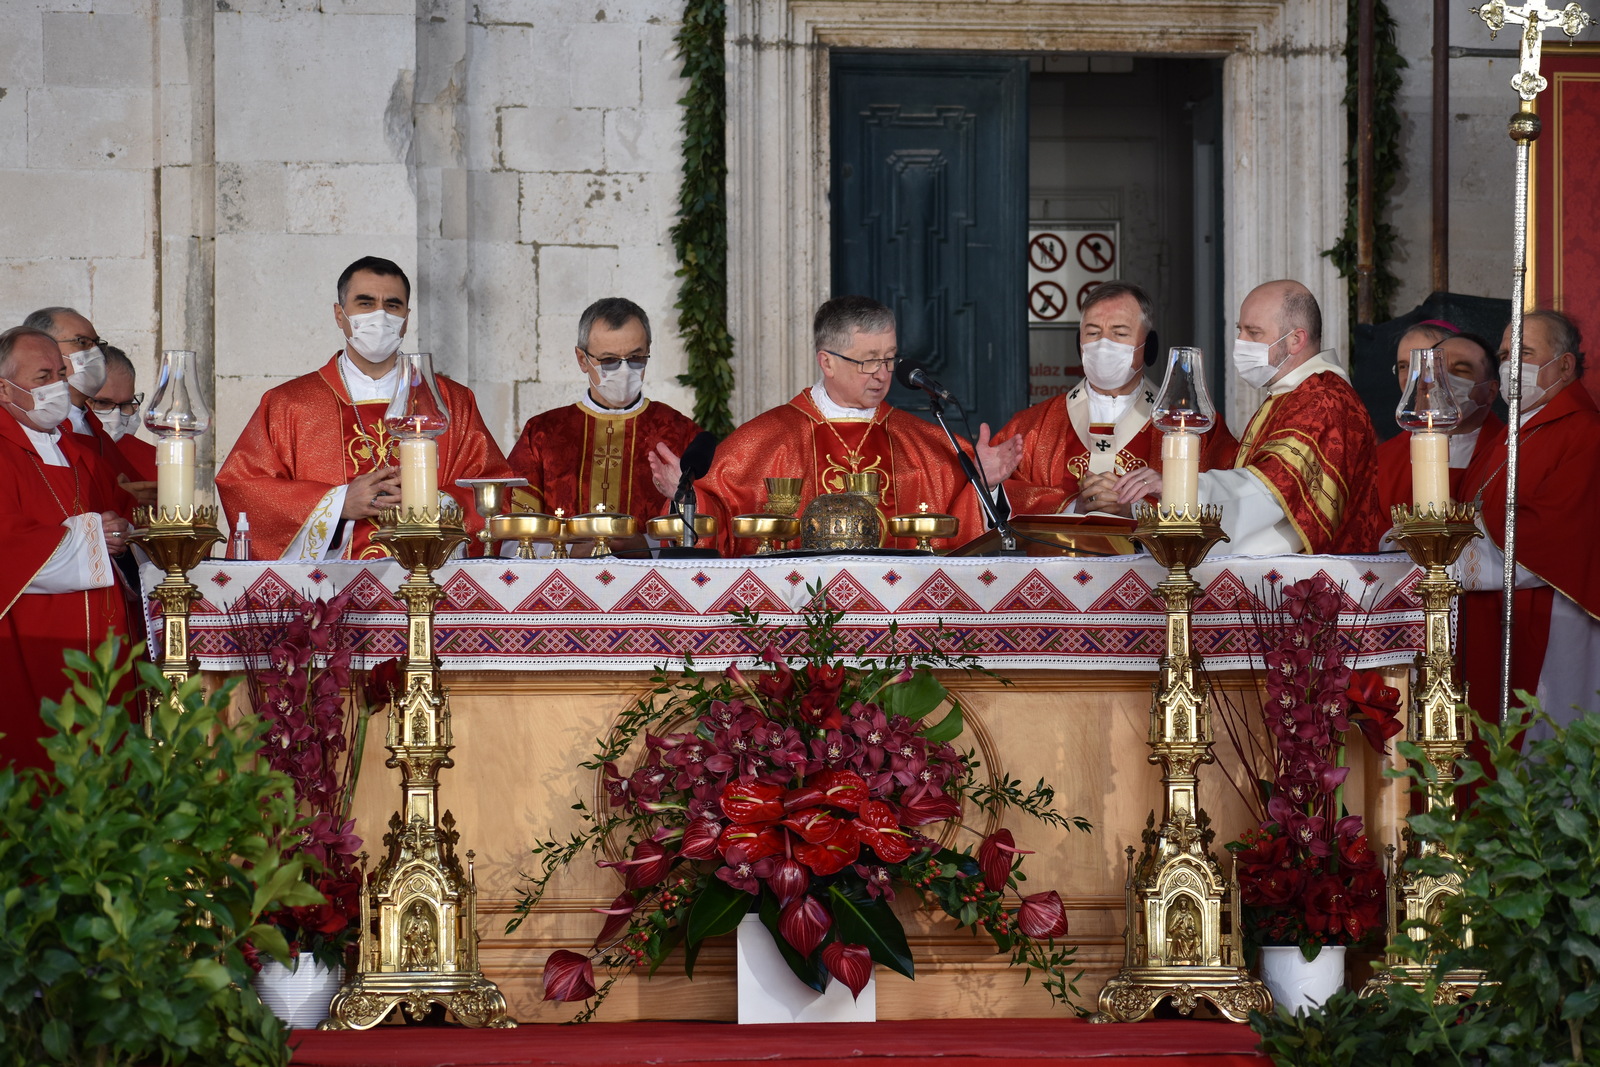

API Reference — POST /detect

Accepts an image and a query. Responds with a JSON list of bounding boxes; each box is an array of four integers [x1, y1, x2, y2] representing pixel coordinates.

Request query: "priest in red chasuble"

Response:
[[508, 297, 700, 529], [1115, 280, 1382, 554], [695, 296, 1024, 556], [1454, 310, 1600, 729], [0, 327, 133, 769], [216, 257, 512, 561], [996, 281, 1235, 516], [92, 345, 158, 482], [1374, 327, 1503, 520]]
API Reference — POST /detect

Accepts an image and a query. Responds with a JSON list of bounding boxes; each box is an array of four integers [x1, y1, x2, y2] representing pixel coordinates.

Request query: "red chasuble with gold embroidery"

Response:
[[506, 398, 701, 531], [0, 417, 129, 768], [996, 387, 1237, 513], [695, 390, 996, 556], [216, 356, 512, 560], [1222, 370, 1383, 554]]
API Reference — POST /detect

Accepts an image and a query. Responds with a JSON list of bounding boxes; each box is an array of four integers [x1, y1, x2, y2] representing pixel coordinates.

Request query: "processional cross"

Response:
[[1469, 0, 1592, 722]]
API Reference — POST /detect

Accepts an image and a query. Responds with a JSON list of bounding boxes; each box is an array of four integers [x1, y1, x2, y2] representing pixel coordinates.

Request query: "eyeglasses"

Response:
[[57, 335, 108, 352], [823, 350, 897, 375], [86, 393, 144, 417], [583, 350, 650, 371]]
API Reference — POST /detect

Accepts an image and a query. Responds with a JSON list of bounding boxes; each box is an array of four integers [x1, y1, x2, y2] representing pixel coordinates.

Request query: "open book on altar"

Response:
[[948, 513, 1140, 558]]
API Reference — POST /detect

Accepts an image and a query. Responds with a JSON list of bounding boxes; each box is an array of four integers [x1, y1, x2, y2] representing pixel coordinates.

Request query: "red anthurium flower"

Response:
[[978, 829, 1033, 893], [716, 822, 785, 863], [781, 808, 845, 844], [854, 799, 914, 863], [807, 769, 868, 812], [679, 817, 723, 861], [1338, 832, 1377, 872], [767, 857, 810, 907], [364, 657, 404, 710], [782, 784, 826, 812], [898, 790, 961, 827], [1017, 891, 1069, 939], [542, 949, 598, 1002], [596, 838, 676, 891], [794, 823, 861, 876], [721, 780, 786, 824], [591, 891, 638, 949], [822, 942, 874, 999], [1347, 669, 1404, 754], [1303, 873, 1360, 941], [779, 895, 832, 956]]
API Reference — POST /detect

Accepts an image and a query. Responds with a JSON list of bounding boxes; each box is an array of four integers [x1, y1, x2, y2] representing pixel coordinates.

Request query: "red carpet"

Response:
[[287, 1019, 1270, 1066]]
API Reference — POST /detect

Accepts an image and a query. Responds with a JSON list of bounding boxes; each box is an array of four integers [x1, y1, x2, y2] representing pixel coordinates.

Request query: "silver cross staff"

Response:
[[1472, 0, 1593, 723]]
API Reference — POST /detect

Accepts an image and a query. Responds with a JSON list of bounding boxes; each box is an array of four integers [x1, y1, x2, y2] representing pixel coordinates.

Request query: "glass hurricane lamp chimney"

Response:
[[383, 352, 451, 439], [142, 350, 212, 437], [1395, 348, 1461, 433], [1150, 346, 1216, 434]]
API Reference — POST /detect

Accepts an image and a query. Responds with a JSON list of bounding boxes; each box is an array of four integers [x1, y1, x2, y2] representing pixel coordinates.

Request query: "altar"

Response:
[[176, 553, 1426, 1022]]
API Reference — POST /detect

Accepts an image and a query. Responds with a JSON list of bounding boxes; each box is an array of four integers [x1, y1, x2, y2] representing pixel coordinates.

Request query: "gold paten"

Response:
[[1362, 504, 1486, 1002], [645, 513, 719, 547], [488, 512, 562, 559], [731, 513, 800, 555], [324, 502, 514, 1030], [799, 471, 884, 551], [887, 510, 958, 553], [1093, 504, 1272, 1023], [128, 505, 225, 709], [566, 503, 637, 557]]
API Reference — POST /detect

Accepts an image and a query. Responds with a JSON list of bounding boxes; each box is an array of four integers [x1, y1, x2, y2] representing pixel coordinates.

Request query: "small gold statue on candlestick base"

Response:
[[1361, 503, 1486, 1002], [1093, 503, 1272, 1023], [324, 402, 514, 1027], [128, 504, 224, 695]]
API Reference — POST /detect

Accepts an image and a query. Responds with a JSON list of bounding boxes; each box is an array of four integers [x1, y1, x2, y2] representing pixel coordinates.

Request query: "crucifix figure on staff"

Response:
[[1465, 0, 1600, 726]]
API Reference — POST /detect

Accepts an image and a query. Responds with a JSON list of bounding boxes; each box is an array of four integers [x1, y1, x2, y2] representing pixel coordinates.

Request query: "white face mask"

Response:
[[1500, 359, 1554, 411], [67, 346, 107, 395], [1442, 372, 1485, 423], [101, 408, 140, 442], [591, 361, 644, 408], [10, 379, 73, 431], [1231, 330, 1294, 389], [1079, 338, 1142, 393], [344, 310, 406, 364]]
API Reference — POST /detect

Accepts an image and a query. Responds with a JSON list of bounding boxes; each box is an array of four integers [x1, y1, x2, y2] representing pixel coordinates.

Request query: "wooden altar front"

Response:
[[180, 554, 1425, 1022]]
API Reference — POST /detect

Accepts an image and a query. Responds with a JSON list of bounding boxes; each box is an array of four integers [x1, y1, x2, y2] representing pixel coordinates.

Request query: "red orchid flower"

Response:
[[542, 949, 598, 1002], [822, 942, 874, 999]]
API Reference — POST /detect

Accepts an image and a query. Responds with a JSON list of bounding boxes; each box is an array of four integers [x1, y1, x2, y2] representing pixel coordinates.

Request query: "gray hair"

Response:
[[577, 297, 652, 350], [1080, 281, 1154, 333], [814, 295, 895, 353], [22, 307, 76, 334], [103, 344, 136, 380], [1280, 286, 1323, 349], [0, 325, 60, 379], [1527, 308, 1585, 376]]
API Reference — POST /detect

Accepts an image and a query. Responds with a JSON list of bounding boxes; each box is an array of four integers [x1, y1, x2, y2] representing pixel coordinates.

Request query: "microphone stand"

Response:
[[926, 392, 1023, 555]]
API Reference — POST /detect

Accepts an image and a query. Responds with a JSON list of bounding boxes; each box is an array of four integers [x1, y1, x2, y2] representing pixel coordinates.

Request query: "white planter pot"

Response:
[[736, 914, 875, 1024], [1259, 944, 1346, 1015], [251, 957, 344, 1030]]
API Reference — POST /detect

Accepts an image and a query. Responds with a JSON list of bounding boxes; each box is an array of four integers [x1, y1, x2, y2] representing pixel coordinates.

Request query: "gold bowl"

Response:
[[488, 512, 561, 558], [887, 511, 959, 552], [646, 514, 719, 546], [566, 508, 639, 556], [731, 513, 801, 555]]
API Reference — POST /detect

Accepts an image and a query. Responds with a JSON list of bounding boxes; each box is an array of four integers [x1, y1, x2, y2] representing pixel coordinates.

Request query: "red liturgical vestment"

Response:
[[216, 356, 512, 560], [1223, 370, 1384, 554], [507, 397, 701, 531], [695, 390, 997, 556], [1374, 414, 1503, 520], [996, 383, 1237, 513], [115, 433, 158, 482], [0, 417, 129, 769]]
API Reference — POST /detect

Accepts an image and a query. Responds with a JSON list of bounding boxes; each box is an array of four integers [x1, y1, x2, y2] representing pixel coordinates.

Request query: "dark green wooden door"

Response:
[[831, 52, 1029, 431]]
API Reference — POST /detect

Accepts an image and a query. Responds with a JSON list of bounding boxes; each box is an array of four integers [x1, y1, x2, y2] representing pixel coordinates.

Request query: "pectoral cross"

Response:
[[1095, 439, 1112, 452], [1474, 0, 1594, 99]]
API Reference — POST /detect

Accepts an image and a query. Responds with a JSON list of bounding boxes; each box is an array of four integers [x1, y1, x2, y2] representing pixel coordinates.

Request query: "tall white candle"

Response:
[[156, 435, 195, 514], [400, 438, 438, 515], [1410, 431, 1449, 513], [1160, 432, 1199, 513]]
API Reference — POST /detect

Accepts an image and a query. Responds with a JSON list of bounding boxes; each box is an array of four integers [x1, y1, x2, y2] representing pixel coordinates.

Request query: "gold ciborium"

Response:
[[488, 512, 562, 559], [646, 513, 719, 548], [762, 476, 804, 516], [888, 503, 958, 553], [566, 504, 637, 557], [732, 513, 800, 555]]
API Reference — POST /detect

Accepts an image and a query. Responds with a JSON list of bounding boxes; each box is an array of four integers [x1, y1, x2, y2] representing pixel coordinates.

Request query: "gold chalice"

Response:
[[646, 513, 719, 548], [888, 505, 959, 552], [488, 512, 561, 559], [457, 477, 530, 548], [732, 513, 801, 555], [762, 476, 804, 517], [566, 504, 637, 557]]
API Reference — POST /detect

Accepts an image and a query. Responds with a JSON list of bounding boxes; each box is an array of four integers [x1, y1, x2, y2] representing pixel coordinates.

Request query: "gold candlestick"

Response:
[[1093, 503, 1271, 1023], [324, 500, 514, 1030], [127, 504, 224, 705], [1362, 503, 1486, 1001]]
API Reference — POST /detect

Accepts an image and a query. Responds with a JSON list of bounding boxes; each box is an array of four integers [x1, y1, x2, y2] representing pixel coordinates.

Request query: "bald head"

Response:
[[1235, 280, 1323, 387]]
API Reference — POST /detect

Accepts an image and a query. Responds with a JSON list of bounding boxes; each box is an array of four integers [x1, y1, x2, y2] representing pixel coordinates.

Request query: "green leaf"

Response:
[[685, 875, 752, 944], [247, 922, 292, 966], [921, 703, 964, 745], [880, 672, 947, 720], [826, 885, 914, 980], [251, 857, 307, 915], [1561, 986, 1600, 1021], [186, 957, 233, 992], [41, 1017, 73, 1059], [1492, 890, 1549, 923]]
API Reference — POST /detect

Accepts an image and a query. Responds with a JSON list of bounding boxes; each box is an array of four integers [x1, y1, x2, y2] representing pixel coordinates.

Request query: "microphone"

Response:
[[894, 361, 955, 403], [675, 431, 719, 500]]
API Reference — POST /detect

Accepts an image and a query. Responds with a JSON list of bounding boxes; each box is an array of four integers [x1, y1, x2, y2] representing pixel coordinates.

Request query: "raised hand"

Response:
[[647, 441, 684, 499], [974, 423, 1023, 485]]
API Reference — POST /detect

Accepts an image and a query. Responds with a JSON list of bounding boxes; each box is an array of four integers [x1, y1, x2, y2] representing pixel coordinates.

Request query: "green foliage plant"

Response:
[[670, 0, 735, 437], [0, 637, 324, 1067]]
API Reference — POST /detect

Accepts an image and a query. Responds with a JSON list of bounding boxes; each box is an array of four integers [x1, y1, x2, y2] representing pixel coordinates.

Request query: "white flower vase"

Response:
[[736, 914, 875, 1024], [251, 957, 344, 1029], [1259, 945, 1346, 1014]]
